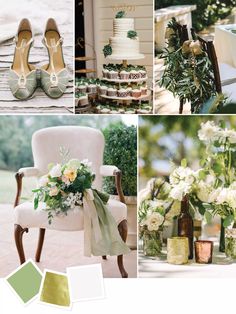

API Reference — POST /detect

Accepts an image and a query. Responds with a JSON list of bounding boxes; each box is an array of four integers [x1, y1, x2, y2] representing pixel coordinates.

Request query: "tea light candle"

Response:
[[167, 237, 189, 265], [194, 240, 213, 264]]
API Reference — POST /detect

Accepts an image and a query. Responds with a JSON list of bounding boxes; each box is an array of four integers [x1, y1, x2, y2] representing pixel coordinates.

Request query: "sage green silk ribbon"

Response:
[[83, 189, 130, 257]]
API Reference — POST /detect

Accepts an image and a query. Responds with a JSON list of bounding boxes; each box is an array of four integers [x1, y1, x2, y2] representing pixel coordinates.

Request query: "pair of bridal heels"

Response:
[[9, 18, 69, 100]]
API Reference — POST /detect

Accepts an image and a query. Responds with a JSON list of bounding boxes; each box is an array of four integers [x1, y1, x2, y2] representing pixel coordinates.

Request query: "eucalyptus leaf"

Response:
[[223, 215, 234, 228]]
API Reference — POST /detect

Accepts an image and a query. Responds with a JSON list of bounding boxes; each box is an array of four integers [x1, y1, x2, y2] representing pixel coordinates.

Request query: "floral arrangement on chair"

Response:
[[32, 157, 130, 259], [159, 18, 222, 114], [33, 159, 96, 224]]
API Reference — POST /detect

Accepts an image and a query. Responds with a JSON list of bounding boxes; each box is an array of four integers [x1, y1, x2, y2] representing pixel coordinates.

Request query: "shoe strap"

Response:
[[13, 36, 34, 88], [42, 37, 64, 86], [14, 36, 34, 49], [42, 36, 63, 49]]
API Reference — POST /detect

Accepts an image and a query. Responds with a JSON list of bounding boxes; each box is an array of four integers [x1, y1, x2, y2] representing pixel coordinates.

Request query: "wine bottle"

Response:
[[177, 195, 194, 259]]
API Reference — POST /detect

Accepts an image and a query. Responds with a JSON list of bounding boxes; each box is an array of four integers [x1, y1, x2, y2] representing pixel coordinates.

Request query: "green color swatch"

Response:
[[7, 261, 42, 303], [40, 272, 71, 307]]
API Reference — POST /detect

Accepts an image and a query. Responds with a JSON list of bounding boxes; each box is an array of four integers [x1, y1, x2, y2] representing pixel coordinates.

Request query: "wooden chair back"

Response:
[[191, 29, 222, 93]]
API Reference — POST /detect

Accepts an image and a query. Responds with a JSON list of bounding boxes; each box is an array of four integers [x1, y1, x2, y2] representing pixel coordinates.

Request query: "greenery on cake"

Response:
[[127, 30, 138, 39], [116, 11, 126, 18], [103, 44, 112, 57]]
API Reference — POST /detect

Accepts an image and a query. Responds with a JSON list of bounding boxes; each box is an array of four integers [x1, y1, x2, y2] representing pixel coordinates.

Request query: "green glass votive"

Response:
[[167, 237, 189, 265], [143, 230, 162, 257]]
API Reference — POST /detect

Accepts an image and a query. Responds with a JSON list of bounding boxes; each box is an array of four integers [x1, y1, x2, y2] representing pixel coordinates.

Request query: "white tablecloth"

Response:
[[215, 24, 236, 68], [139, 242, 236, 278]]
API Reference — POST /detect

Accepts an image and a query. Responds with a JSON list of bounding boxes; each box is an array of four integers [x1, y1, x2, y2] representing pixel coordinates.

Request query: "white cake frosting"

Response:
[[108, 17, 144, 60], [113, 18, 134, 37]]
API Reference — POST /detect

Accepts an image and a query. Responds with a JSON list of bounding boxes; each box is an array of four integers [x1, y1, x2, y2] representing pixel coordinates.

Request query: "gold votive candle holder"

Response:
[[167, 237, 189, 265], [194, 240, 213, 264]]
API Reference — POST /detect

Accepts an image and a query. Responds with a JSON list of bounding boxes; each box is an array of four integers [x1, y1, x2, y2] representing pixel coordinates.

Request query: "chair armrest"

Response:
[[14, 167, 39, 207], [100, 165, 118, 176], [18, 167, 39, 177], [100, 165, 125, 204]]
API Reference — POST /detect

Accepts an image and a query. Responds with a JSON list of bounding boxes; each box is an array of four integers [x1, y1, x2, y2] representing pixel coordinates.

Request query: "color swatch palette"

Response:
[[6, 260, 42, 305], [5, 260, 105, 309], [67, 264, 105, 302]]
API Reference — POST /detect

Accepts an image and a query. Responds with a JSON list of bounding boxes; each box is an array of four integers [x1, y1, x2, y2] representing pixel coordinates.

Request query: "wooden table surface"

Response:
[[0, 25, 74, 114]]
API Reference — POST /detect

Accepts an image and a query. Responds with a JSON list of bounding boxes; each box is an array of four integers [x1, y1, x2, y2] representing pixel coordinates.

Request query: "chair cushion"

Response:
[[14, 199, 127, 231]]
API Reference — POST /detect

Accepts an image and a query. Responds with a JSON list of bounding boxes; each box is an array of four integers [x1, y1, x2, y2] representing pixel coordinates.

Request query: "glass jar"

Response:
[[195, 240, 213, 264], [143, 230, 163, 257], [167, 237, 189, 265], [225, 228, 236, 259]]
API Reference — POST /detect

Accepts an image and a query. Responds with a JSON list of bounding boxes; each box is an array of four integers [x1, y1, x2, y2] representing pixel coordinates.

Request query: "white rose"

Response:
[[222, 129, 236, 144], [217, 188, 228, 205], [38, 175, 49, 187], [198, 121, 220, 142], [197, 181, 213, 203], [149, 199, 165, 209], [49, 164, 62, 178], [145, 212, 164, 231], [81, 158, 92, 168], [138, 187, 151, 205], [208, 189, 220, 203], [67, 159, 80, 170], [49, 186, 59, 197], [170, 181, 190, 201]]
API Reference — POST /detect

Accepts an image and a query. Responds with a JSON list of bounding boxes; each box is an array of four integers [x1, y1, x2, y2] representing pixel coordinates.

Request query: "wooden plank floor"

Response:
[[0, 17, 74, 113]]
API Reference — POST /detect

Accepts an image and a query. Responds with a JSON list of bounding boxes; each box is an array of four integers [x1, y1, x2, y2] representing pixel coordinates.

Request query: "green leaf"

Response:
[[198, 169, 206, 180], [115, 11, 126, 18], [181, 158, 187, 167], [212, 162, 223, 175], [216, 103, 236, 114], [34, 197, 39, 210], [103, 44, 112, 58], [205, 211, 212, 224], [223, 215, 234, 228], [127, 30, 137, 39]]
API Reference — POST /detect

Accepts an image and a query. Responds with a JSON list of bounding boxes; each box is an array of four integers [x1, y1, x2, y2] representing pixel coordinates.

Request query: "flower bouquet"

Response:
[[166, 121, 236, 257], [32, 158, 130, 257], [33, 159, 95, 224]]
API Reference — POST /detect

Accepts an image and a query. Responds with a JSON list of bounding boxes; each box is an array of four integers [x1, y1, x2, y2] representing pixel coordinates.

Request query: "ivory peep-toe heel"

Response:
[[9, 19, 37, 100], [41, 18, 69, 99]]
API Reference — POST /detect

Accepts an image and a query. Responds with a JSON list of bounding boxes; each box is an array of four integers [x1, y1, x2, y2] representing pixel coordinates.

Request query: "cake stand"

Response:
[[100, 58, 151, 108]]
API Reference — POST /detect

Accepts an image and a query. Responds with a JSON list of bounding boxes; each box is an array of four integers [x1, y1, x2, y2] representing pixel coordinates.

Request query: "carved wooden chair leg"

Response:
[[102, 255, 107, 260], [14, 224, 28, 264], [117, 220, 128, 278], [35, 228, 46, 262]]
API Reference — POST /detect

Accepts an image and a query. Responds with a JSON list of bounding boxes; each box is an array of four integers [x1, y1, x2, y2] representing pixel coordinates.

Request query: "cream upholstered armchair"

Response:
[[14, 126, 128, 278]]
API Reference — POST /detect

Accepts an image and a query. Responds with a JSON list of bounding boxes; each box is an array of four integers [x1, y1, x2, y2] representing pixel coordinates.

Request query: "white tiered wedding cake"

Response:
[[106, 12, 144, 60]]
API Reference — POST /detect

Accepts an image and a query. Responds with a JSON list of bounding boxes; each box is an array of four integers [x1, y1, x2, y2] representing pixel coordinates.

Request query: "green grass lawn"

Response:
[[0, 170, 37, 204]]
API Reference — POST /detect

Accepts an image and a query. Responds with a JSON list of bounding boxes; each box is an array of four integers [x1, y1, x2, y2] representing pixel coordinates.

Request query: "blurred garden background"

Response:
[[139, 115, 236, 189], [0, 115, 137, 204]]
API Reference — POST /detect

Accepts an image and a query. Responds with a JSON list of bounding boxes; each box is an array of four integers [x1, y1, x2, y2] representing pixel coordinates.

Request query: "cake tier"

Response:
[[113, 18, 134, 37], [109, 37, 144, 59]]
